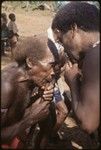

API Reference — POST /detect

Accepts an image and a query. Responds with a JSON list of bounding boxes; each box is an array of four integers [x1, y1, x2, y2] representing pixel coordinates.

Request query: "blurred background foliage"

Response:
[[1, 1, 100, 12]]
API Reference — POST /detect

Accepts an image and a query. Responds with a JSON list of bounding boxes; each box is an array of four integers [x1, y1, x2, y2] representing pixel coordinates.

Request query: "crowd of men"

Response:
[[1, 2, 100, 149]]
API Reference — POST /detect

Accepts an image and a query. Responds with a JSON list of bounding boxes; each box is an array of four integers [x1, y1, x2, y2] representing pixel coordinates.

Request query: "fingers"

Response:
[[43, 89, 53, 95], [43, 93, 53, 101], [43, 93, 53, 98], [60, 65, 65, 73], [43, 97, 53, 101], [65, 62, 78, 71], [46, 84, 54, 91], [67, 61, 72, 68], [73, 63, 78, 68], [42, 83, 54, 101], [65, 63, 71, 70], [42, 85, 53, 101], [65, 60, 73, 70]]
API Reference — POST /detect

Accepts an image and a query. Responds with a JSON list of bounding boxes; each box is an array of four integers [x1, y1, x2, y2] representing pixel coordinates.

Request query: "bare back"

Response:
[[1, 63, 29, 126]]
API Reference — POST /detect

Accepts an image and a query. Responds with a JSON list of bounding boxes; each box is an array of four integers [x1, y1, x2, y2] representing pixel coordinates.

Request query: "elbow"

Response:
[[56, 101, 68, 121], [81, 120, 99, 134], [59, 107, 68, 119]]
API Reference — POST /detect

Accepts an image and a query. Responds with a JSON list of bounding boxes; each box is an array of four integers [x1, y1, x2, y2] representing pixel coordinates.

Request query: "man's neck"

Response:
[[82, 31, 100, 51], [89, 32, 99, 46]]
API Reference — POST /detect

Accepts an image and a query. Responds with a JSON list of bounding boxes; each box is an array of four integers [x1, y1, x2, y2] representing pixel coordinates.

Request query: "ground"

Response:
[[1, 9, 99, 149]]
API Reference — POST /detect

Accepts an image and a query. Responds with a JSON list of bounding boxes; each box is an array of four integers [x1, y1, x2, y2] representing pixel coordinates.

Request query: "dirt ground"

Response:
[[1, 9, 99, 149]]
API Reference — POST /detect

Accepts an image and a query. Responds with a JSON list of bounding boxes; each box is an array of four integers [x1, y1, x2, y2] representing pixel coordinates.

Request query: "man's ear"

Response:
[[26, 58, 33, 68], [71, 23, 78, 38], [54, 28, 60, 34], [53, 28, 61, 42]]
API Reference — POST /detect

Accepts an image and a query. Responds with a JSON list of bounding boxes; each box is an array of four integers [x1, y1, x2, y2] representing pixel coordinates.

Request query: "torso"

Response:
[[78, 44, 99, 80], [1, 63, 31, 126]]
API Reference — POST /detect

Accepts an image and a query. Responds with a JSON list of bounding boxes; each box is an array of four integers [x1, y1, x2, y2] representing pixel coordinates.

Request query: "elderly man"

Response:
[[1, 34, 68, 149], [1, 34, 56, 148]]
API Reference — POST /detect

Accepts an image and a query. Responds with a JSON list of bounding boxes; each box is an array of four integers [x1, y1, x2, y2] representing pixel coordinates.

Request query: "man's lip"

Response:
[[45, 78, 55, 83]]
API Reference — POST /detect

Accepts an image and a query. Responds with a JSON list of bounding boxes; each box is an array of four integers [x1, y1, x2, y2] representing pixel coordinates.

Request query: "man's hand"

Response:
[[22, 98, 50, 127], [64, 61, 80, 86], [42, 83, 54, 101]]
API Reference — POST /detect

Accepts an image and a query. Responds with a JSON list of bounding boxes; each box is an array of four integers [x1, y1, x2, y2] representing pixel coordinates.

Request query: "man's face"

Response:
[[53, 28, 82, 61], [29, 47, 59, 87], [11, 16, 16, 21]]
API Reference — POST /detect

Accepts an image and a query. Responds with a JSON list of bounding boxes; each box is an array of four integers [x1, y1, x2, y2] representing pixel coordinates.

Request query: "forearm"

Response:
[[1, 121, 22, 143], [70, 79, 80, 112], [53, 101, 68, 133], [53, 112, 67, 133], [69, 78, 83, 122], [1, 108, 35, 143]]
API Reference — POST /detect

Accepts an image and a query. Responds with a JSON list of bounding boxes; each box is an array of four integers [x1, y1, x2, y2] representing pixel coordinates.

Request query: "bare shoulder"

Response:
[[1, 62, 18, 82], [1, 62, 19, 108], [82, 45, 99, 83]]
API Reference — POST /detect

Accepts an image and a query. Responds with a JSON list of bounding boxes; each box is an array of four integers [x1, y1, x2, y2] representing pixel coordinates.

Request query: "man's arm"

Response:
[[65, 51, 99, 134], [1, 98, 50, 143], [1, 82, 54, 143]]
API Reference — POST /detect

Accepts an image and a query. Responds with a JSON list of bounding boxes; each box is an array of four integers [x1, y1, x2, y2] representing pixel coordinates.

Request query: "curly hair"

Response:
[[9, 13, 15, 20], [52, 2, 99, 33], [13, 35, 48, 66]]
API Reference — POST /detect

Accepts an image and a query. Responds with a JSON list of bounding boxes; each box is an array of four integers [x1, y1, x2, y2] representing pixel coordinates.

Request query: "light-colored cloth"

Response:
[[8, 21, 18, 34], [53, 83, 62, 103], [47, 27, 64, 53]]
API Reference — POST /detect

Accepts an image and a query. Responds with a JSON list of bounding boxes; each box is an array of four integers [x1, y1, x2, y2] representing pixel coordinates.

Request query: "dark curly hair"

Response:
[[52, 2, 99, 33], [9, 13, 15, 20], [13, 35, 48, 66]]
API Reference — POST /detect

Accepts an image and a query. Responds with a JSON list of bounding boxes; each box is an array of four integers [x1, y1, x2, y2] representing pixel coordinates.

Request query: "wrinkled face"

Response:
[[28, 47, 60, 87], [53, 28, 82, 61]]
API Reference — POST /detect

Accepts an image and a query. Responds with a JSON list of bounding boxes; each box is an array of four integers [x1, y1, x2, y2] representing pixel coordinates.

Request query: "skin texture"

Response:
[[52, 25, 100, 134], [1, 36, 56, 145], [1, 35, 68, 149]]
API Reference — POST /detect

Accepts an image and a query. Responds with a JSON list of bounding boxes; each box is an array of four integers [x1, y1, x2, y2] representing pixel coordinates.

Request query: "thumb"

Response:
[[73, 63, 78, 67]]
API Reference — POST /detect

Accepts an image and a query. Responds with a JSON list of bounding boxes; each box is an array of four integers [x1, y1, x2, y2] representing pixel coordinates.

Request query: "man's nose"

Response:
[[50, 68, 55, 78]]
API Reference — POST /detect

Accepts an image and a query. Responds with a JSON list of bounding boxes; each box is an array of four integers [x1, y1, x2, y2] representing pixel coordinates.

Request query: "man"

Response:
[[28, 37, 68, 149], [1, 34, 68, 149], [51, 2, 100, 135], [1, 13, 9, 55], [8, 13, 19, 37], [1, 34, 56, 149]]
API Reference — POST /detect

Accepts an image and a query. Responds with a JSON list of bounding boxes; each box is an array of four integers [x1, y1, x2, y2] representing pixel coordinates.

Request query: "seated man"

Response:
[[1, 34, 56, 149]]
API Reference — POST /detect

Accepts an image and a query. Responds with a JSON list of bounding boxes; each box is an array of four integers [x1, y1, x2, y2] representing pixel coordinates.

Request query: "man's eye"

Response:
[[54, 65, 60, 71], [50, 63, 55, 68]]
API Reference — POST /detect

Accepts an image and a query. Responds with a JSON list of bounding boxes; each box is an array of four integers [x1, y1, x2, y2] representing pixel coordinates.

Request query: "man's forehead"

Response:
[[40, 47, 55, 65]]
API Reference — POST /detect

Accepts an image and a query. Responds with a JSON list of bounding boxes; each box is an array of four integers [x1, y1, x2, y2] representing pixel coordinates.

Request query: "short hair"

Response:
[[1, 13, 7, 19], [52, 2, 99, 33], [13, 35, 48, 66], [9, 13, 15, 20], [1, 13, 7, 23]]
